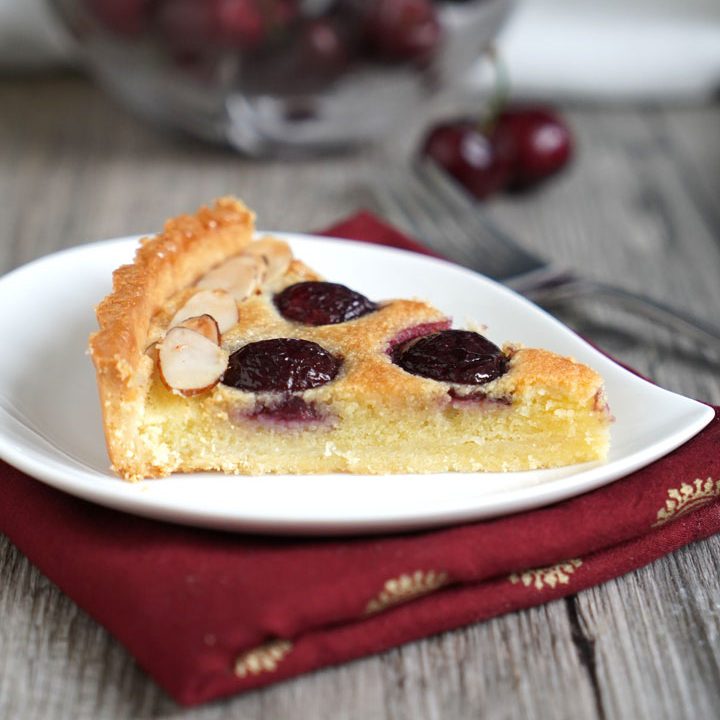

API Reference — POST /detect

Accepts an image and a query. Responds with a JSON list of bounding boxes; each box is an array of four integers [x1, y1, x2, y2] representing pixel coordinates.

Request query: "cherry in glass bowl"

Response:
[[49, 0, 512, 155]]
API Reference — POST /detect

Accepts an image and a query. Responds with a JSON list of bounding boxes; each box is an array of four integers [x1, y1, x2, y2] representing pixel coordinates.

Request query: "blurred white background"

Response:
[[491, 0, 720, 102], [2, 0, 720, 102]]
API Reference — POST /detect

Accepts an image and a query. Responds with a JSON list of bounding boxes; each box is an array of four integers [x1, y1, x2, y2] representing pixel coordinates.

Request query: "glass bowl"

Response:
[[49, 0, 512, 155]]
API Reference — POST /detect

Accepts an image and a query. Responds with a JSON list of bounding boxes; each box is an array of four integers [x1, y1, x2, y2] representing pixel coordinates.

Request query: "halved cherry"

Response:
[[393, 330, 507, 385], [222, 338, 342, 392], [274, 281, 377, 325]]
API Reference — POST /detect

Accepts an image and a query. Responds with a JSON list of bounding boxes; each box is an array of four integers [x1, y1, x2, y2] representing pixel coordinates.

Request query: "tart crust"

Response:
[[89, 197, 256, 480]]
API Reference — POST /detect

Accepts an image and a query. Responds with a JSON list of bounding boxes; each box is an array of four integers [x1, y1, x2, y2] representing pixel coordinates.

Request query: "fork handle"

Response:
[[525, 277, 720, 354]]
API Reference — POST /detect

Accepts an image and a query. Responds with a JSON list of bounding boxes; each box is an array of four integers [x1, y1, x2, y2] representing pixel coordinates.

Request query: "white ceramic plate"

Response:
[[0, 235, 713, 535]]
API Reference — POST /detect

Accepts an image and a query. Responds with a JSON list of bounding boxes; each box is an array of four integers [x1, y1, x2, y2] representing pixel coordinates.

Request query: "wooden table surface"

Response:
[[1, 74, 719, 720]]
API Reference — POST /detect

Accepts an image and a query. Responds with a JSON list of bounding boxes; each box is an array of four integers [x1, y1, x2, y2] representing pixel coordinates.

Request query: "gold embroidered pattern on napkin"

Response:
[[234, 639, 293, 678], [509, 559, 583, 591], [365, 570, 449, 615], [653, 477, 720, 527]]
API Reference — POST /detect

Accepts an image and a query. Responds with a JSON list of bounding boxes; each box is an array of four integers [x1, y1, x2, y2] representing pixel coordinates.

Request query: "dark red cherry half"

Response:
[[222, 338, 342, 392], [393, 330, 507, 384], [274, 281, 377, 326]]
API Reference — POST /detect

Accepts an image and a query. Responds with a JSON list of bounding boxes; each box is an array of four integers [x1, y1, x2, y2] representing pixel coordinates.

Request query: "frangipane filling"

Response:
[[151, 240, 512, 431]]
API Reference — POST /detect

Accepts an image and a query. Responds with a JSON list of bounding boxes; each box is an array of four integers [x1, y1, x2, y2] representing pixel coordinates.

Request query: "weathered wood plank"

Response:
[[576, 536, 720, 720]]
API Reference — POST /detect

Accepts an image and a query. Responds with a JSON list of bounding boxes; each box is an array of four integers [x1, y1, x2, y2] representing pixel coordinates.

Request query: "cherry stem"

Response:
[[479, 45, 510, 134]]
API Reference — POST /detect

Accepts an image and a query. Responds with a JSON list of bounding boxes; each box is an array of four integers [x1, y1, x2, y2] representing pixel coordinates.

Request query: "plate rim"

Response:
[[0, 233, 714, 535]]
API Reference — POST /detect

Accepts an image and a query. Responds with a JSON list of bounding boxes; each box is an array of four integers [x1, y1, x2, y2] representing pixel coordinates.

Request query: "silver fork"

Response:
[[371, 158, 720, 354]]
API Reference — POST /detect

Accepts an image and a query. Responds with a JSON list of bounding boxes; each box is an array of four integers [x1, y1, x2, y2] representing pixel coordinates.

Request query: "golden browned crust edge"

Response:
[[492, 346, 605, 403], [88, 197, 255, 480]]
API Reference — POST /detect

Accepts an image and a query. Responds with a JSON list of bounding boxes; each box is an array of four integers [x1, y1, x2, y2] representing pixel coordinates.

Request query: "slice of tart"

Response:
[[89, 197, 611, 481]]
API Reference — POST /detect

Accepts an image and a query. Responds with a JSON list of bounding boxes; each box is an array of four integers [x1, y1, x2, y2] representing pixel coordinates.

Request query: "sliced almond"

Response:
[[170, 289, 239, 334], [195, 255, 265, 302], [157, 326, 229, 397], [243, 236, 293, 283], [176, 314, 220, 345]]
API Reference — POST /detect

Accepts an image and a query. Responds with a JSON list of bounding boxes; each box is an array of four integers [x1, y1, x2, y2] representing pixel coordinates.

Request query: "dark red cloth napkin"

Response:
[[1, 212, 720, 706]]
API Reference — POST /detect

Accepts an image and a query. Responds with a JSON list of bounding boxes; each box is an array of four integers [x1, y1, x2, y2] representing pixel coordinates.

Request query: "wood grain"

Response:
[[0, 74, 719, 720]]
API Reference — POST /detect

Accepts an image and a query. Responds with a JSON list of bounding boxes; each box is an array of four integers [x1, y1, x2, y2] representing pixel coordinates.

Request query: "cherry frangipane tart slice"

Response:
[[89, 197, 611, 481]]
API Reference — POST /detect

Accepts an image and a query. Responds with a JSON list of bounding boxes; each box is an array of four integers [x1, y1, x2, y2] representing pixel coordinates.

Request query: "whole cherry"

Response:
[[293, 16, 355, 85], [421, 105, 573, 198], [304, 17, 351, 67], [154, 0, 217, 52], [155, 0, 298, 53], [212, 0, 266, 49], [421, 120, 514, 200], [87, 0, 151, 36], [363, 0, 442, 64], [495, 106, 573, 191]]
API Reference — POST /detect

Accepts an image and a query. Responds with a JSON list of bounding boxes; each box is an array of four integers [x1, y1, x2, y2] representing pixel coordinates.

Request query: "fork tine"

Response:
[[373, 161, 546, 280], [371, 170, 418, 235], [378, 167, 494, 269], [412, 159, 546, 278]]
